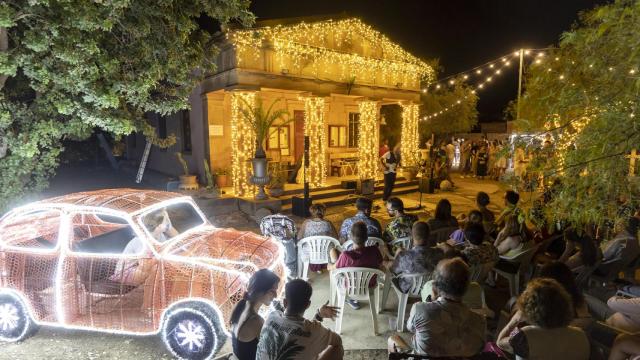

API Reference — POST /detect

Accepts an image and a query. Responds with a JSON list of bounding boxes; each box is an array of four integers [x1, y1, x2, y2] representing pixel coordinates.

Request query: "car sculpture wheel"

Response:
[[0, 189, 285, 360]]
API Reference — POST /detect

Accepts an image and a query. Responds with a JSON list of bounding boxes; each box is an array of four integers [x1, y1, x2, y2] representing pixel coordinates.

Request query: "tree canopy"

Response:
[[516, 0, 640, 227], [420, 82, 478, 138], [0, 0, 253, 211]]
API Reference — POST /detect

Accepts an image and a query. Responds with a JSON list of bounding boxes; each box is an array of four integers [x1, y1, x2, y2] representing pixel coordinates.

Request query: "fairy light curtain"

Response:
[[357, 101, 379, 180], [302, 97, 327, 188], [401, 103, 420, 167], [230, 92, 257, 197], [228, 19, 435, 89]]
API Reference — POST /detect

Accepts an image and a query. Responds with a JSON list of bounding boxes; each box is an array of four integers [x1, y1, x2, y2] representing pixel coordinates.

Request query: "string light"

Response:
[[400, 104, 420, 168], [357, 101, 379, 180], [301, 97, 327, 188], [230, 92, 257, 197], [229, 19, 435, 89]]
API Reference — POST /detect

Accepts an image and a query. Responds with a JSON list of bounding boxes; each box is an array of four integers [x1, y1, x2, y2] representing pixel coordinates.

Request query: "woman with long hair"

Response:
[[230, 269, 281, 360], [558, 229, 601, 271], [427, 199, 458, 232]]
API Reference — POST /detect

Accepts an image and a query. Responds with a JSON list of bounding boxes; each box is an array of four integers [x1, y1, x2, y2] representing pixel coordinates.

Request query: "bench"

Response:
[[329, 152, 359, 177]]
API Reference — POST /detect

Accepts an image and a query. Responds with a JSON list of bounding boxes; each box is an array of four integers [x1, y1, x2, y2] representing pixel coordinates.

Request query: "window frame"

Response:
[[135, 199, 208, 247], [0, 208, 64, 254], [66, 210, 149, 257], [266, 125, 290, 150], [328, 125, 348, 148]]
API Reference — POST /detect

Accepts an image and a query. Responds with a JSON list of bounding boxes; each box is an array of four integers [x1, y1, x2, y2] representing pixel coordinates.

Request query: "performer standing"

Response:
[[381, 143, 400, 201]]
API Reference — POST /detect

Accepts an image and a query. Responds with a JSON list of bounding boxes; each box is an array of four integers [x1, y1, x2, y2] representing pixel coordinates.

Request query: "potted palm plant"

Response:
[[238, 97, 291, 200], [175, 152, 198, 190]]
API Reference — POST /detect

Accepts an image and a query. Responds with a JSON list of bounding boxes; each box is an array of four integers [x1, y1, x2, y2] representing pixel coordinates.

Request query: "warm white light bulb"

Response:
[[495, 70, 501, 74], [422, 89, 427, 93], [630, 69, 636, 74], [478, 84, 484, 89], [559, 75, 564, 80], [476, 69, 482, 74], [524, 50, 531, 55], [535, 59, 542, 64], [436, 84, 441, 89], [463, 75, 469, 79], [486, 77, 492, 82], [449, 80, 455, 85], [489, 64, 494, 68], [505, 61, 511, 66]]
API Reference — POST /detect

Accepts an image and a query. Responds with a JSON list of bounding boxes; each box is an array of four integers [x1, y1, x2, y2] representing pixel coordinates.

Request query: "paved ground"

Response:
[[1, 165, 513, 359]]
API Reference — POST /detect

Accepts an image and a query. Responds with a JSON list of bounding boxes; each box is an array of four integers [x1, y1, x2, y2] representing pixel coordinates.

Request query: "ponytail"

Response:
[[230, 298, 247, 326]]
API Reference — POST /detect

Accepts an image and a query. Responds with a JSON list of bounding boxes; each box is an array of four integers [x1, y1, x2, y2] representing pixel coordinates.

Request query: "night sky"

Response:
[[249, 0, 610, 122]]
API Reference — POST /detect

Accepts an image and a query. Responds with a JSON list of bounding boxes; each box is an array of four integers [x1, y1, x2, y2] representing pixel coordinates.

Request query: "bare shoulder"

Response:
[[237, 315, 264, 342]]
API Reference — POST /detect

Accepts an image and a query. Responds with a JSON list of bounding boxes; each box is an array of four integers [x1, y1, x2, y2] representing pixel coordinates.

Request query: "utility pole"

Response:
[[516, 48, 525, 121]]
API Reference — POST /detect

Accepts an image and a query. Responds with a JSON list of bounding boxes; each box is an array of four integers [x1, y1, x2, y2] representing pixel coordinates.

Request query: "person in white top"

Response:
[[110, 209, 178, 286], [256, 279, 342, 360]]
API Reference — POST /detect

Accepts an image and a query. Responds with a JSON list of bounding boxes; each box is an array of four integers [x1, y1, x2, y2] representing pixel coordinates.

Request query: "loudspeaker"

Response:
[[291, 196, 312, 217], [357, 179, 375, 195], [419, 177, 436, 194], [341, 180, 357, 189]]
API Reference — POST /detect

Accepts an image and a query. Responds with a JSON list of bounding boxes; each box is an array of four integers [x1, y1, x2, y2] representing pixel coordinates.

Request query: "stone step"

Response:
[[281, 183, 419, 213]]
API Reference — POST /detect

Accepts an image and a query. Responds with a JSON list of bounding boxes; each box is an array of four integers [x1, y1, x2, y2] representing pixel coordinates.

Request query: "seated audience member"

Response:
[[495, 190, 523, 230], [231, 269, 281, 360], [539, 261, 592, 330], [298, 204, 338, 273], [477, 191, 496, 235], [606, 292, 640, 333], [257, 279, 342, 360], [558, 228, 601, 271], [110, 210, 177, 285], [497, 278, 590, 360], [338, 197, 382, 243], [494, 215, 526, 256], [427, 198, 459, 233], [391, 221, 445, 293], [609, 333, 640, 360], [388, 258, 486, 357], [329, 221, 383, 309], [450, 210, 484, 246], [461, 222, 499, 269], [601, 217, 640, 268], [382, 197, 418, 243]]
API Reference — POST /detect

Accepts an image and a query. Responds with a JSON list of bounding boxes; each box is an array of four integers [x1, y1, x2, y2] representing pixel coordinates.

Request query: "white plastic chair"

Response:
[[494, 244, 539, 297], [464, 282, 495, 318], [332, 267, 386, 335], [391, 236, 412, 251], [469, 261, 496, 284], [341, 237, 385, 251], [297, 236, 340, 280], [386, 273, 429, 331]]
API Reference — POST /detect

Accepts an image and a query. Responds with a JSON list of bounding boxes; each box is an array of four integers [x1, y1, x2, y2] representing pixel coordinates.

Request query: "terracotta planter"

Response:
[[215, 175, 228, 188], [179, 175, 198, 190]]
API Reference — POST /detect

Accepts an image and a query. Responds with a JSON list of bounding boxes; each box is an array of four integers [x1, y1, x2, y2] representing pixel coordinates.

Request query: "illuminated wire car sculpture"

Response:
[[0, 189, 285, 360]]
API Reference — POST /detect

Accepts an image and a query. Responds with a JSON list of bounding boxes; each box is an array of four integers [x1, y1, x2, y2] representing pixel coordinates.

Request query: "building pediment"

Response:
[[226, 18, 434, 91]]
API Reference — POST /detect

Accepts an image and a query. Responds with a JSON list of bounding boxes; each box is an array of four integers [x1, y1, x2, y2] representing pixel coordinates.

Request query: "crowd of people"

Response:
[[229, 189, 640, 360]]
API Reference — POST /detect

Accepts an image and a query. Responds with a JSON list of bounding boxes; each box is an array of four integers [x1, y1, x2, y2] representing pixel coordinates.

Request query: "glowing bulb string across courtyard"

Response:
[[421, 48, 639, 121]]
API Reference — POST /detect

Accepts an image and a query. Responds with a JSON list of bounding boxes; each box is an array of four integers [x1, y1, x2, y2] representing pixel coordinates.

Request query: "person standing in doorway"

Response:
[[381, 142, 400, 201]]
